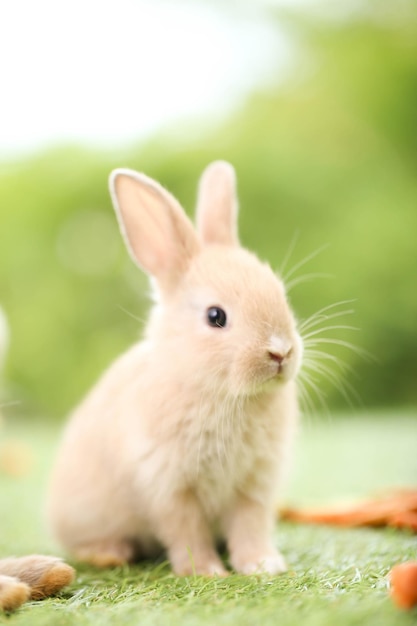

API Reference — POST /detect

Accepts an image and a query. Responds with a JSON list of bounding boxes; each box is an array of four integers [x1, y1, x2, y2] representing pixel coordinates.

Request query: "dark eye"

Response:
[[207, 306, 227, 328]]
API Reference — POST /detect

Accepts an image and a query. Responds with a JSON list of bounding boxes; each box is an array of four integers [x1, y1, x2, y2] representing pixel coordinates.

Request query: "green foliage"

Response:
[[0, 3, 416, 417]]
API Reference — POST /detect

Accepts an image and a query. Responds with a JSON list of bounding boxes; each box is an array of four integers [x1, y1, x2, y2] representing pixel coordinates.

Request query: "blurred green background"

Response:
[[0, 0, 416, 419]]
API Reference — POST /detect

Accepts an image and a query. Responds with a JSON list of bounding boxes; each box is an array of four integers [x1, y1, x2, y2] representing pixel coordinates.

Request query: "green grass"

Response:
[[1, 410, 416, 625]]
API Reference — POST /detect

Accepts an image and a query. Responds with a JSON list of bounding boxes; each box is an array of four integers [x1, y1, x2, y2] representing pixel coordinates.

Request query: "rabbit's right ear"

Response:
[[196, 161, 239, 247], [110, 169, 199, 290]]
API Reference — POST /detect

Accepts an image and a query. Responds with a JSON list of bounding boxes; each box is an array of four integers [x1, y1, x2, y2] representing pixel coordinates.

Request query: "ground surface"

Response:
[[0, 410, 416, 625]]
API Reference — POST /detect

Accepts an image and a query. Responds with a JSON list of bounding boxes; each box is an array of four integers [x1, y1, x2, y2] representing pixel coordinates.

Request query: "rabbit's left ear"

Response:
[[196, 161, 239, 246], [109, 169, 199, 291]]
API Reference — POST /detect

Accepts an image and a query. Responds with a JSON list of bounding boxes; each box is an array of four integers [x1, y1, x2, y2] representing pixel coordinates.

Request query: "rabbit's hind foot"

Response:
[[73, 539, 135, 568]]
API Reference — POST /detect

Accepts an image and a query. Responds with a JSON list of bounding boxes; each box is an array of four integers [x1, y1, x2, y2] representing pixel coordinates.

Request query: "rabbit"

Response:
[[47, 161, 303, 576], [0, 556, 75, 611]]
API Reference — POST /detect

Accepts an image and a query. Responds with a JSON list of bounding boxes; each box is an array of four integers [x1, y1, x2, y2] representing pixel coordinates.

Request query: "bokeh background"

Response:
[[0, 0, 416, 420]]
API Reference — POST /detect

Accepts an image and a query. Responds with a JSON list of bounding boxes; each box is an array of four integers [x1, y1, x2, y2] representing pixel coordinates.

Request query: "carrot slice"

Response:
[[280, 489, 417, 532]]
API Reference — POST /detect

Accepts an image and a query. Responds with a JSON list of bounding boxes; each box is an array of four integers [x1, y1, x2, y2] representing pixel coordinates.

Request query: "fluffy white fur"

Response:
[[47, 161, 302, 576]]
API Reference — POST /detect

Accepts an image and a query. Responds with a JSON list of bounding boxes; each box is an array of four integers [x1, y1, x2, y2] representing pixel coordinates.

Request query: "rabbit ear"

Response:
[[110, 169, 199, 289], [196, 161, 239, 246]]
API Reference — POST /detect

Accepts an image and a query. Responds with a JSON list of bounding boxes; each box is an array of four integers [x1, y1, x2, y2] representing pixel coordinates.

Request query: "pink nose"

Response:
[[268, 351, 285, 364], [268, 347, 292, 366]]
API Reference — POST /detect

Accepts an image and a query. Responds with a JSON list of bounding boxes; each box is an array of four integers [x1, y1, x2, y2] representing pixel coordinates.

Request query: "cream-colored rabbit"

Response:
[[47, 161, 302, 576]]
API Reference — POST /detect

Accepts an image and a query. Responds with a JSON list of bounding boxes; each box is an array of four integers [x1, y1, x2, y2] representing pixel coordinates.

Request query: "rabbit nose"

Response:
[[268, 348, 292, 365], [268, 351, 284, 364]]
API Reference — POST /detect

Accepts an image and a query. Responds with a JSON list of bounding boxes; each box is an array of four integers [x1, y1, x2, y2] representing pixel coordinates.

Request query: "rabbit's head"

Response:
[[110, 162, 302, 398]]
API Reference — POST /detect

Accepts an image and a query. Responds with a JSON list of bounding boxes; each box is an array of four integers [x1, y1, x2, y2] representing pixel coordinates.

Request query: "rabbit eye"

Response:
[[207, 306, 227, 328]]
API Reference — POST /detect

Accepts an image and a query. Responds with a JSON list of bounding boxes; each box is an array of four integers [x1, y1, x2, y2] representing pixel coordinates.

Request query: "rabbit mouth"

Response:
[[276, 361, 285, 375], [262, 365, 288, 386], [270, 357, 298, 383], [267, 349, 293, 381], [273, 366, 288, 381]]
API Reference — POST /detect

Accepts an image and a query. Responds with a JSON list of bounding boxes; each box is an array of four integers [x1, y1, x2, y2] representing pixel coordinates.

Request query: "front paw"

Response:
[[171, 553, 228, 577], [232, 551, 287, 575]]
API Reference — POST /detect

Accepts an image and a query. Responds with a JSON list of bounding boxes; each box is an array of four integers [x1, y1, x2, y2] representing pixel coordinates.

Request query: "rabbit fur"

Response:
[[0, 556, 75, 611], [47, 161, 303, 576]]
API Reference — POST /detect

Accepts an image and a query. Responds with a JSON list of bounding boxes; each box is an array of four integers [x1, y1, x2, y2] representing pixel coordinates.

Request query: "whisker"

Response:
[[282, 244, 329, 283], [303, 359, 361, 407], [302, 324, 360, 340], [303, 349, 355, 375], [286, 272, 332, 292], [298, 308, 356, 333], [298, 370, 329, 414], [298, 300, 357, 332], [117, 305, 146, 325], [303, 337, 374, 361], [297, 379, 320, 421], [279, 230, 299, 277]]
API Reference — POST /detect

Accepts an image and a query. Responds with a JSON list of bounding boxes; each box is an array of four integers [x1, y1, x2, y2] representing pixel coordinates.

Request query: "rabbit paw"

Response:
[[232, 551, 287, 575], [177, 563, 228, 577], [0, 575, 30, 612], [73, 540, 135, 568], [172, 554, 228, 577], [25, 557, 75, 600], [0, 556, 75, 601]]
